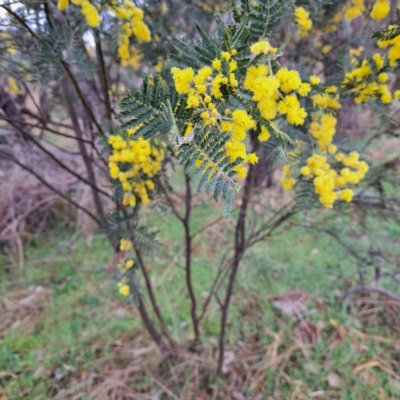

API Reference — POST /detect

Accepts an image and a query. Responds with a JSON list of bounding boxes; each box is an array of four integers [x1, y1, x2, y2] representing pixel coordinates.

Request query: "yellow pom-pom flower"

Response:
[[57, 0, 69, 10], [370, 0, 390, 21]]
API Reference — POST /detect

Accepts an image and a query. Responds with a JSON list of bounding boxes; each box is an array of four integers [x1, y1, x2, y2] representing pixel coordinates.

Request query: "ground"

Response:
[[1, 189, 400, 399]]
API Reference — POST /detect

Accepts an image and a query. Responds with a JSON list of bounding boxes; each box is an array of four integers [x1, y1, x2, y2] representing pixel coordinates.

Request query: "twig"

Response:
[[1, 6, 37, 38], [0, 149, 101, 225], [134, 247, 177, 348], [341, 286, 400, 303], [217, 138, 258, 375], [159, 172, 200, 344], [94, 30, 112, 120], [62, 81, 107, 227], [197, 253, 232, 323], [0, 116, 92, 144], [5, 118, 111, 199], [61, 60, 106, 138], [183, 175, 201, 346]]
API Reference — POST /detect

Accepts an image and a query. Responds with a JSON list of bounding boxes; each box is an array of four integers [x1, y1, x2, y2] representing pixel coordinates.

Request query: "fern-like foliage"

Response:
[[30, 14, 93, 84], [241, 0, 292, 42], [117, 74, 196, 140], [117, 75, 172, 138], [177, 126, 243, 217], [105, 211, 160, 258], [170, 23, 219, 69]]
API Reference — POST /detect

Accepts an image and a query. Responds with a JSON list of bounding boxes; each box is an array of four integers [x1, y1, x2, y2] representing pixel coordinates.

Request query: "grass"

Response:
[[1, 195, 400, 399]]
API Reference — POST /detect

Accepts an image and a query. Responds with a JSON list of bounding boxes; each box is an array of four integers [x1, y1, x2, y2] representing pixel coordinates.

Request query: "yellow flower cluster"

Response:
[[197, 0, 221, 14], [114, 3, 151, 42], [168, 35, 373, 211], [108, 131, 163, 206], [295, 7, 312, 33], [244, 65, 310, 126], [217, 109, 257, 177], [310, 114, 337, 152], [57, 0, 101, 27], [349, 46, 364, 63], [344, 0, 390, 21], [1, 31, 16, 55], [57, 0, 69, 10], [370, 0, 390, 21], [112, 2, 151, 68], [279, 80, 368, 209], [171, 67, 196, 94], [300, 151, 368, 208], [312, 86, 341, 110], [171, 51, 256, 178], [378, 28, 400, 68], [155, 59, 163, 73], [276, 68, 302, 93], [281, 165, 296, 190], [117, 239, 136, 296], [342, 54, 394, 104], [162, 50, 318, 185], [280, 141, 305, 190], [4, 77, 20, 95], [258, 126, 271, 142], [345, 0, 365, 21], [118, 258, 135, 275], [118, 280, 130, 296], [120, 238, 132, 251], [277, 93, 307, 125], [250, 40, 278, 56]]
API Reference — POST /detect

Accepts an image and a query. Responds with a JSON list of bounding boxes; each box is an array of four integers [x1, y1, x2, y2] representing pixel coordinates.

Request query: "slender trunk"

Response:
[[94, 30, 112, 120], [136, 293, 165, 349], [217, 158, 255, 375], [61, 61, 106, 138], [183, 175, 201, 347], [62, 82, 107, 229], [134, 248, 177, 348]]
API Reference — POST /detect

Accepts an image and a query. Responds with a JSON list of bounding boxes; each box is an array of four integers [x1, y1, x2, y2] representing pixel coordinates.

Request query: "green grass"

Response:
[[1, 198, 400, 399]]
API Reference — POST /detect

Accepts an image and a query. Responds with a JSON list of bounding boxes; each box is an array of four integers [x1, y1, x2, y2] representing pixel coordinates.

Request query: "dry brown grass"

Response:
[[10, 288, 396, 400]]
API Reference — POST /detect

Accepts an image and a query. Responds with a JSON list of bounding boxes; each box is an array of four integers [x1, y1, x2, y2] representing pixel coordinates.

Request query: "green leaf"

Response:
[[231, 14, 250, 47], [197, 167, 213, 192], [214, 175, 224, 201], [223, 189, 235, 217]]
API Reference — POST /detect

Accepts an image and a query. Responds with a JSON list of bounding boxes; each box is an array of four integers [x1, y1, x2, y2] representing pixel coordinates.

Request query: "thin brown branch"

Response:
[[134, 248, 177, 348], [341, 286, 400, 303], [63, 81, 107, 227], [1, 6, 37, 38], [158, 175, 184, 222], [0, 149, 101, 225], [61, 60, 106, 137], [3, 112, 109, 168], [5, 118, 111, 199], [191, 208, 239, 239], [197, 250, 232, 323], [244, 207, 296, 250], [19, 108, 75, 130], [217, 153, 255, 375], [0, 116, 93, 144], [119, 206, 172, 349], [183, 175, 201, 346], [136, 293, 166, 350], [94, 30, 112, 120]]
